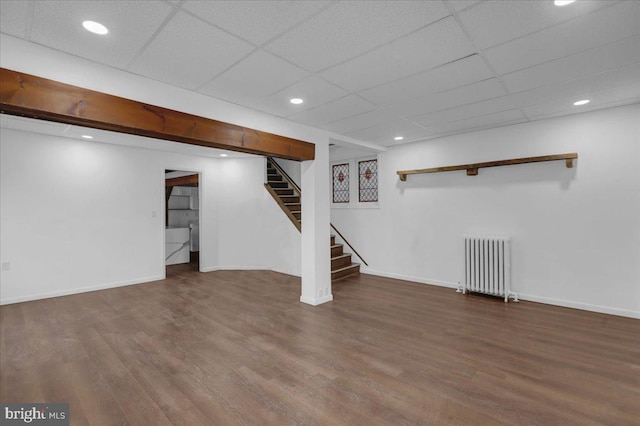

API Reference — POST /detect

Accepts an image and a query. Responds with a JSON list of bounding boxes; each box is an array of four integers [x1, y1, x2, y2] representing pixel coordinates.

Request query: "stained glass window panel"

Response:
[[359, 159, 378, 202], [332, 163, 349, 203]]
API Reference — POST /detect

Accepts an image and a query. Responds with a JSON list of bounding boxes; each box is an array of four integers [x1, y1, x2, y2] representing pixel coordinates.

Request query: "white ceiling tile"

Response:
[[344, 119, 426, 142], [448, 1, 482, 13], [320, 17, 475, 92], [30, 0, 172, 69], [246, 76, 348, 117], [388, 78, 506, 118], [287, 95, 376, 127], [502, 35, 640, 93], [485, 2, 640, 75], [265, 1, 450, 72], [425, 109, 527, 136], [359, 54, 493, 106], [198, 50, 308, 104], [129, 11, 254, 90], [322, 109, 401, 135], [459, 0, 614, 49], [412, 96, 516, 127], [510, 62, 640, 108], [182, 0, 329, 45], [0, 1, 29, 38], [522, 82, 640, 118]]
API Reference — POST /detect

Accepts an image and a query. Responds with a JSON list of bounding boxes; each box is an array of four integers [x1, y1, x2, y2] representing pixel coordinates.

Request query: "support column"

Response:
[[300, 138, 332, 305]]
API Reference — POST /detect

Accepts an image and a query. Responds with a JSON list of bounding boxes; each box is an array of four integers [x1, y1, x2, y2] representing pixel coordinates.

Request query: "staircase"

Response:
[[265, 158, 360, 281]]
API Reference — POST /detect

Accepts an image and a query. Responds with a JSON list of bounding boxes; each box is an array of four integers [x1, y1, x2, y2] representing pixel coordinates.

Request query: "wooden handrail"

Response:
[[331, 224, 369, 267], [397, 153, 578, 180], [268, 157, 301, 193]]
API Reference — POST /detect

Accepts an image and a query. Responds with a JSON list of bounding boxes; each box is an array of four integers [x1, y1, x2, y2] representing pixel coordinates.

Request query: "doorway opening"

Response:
[[165, 170, 200, 273]]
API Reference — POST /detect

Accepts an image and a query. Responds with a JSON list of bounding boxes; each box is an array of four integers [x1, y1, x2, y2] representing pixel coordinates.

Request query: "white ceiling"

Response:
[[0, 115, 256, 158], [1, 0, 639, 147]]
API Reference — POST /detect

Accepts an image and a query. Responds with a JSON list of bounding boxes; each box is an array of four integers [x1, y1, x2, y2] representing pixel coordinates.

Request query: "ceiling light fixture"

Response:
[[554, 0, 576, 6], [394, 136, 404, 141], [82, 20, 109, 35], [290, 98, 304, 105], [220, 154, 228, 157], [81, 135, 94, 139], [573, 99, 590, 106]]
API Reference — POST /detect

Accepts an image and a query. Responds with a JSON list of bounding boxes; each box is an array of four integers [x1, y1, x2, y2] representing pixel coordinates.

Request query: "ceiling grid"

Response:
[[0, 0, 637, 146]]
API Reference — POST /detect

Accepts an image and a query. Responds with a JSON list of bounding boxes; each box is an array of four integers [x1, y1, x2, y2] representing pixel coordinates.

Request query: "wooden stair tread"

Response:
[[331, 263, 360, 273], [331, 253, 351, 260]]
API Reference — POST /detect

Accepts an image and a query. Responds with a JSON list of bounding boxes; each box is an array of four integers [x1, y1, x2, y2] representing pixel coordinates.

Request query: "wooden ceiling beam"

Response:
[[0, 68, 315, 161], [165, 174, 198, 187]]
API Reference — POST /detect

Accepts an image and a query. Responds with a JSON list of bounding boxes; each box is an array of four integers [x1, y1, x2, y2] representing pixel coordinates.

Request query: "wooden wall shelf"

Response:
[[397, 153, 578, 181]]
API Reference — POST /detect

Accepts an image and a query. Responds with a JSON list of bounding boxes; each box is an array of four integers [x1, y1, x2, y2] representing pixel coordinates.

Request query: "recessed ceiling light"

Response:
[[573, 99, 590, 106], [554, 0, 576, 6], [394, 136, 404, 141], [220, 154, 228, 157], [81, 135, 93, 139], [290, 98, 303, 105], [82, 20, 109, 35]]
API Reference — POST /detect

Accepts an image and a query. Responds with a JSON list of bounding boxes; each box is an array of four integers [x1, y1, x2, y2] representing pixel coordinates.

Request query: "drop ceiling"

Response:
[[0, 115, 255, 158], [1, 0, 639, 147]]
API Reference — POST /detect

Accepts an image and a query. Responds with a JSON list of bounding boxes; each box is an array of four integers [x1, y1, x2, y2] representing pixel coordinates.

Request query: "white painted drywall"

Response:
[[0, 128, 301, 304], [213, 157, 301, 276], [301, 141, 333, 305], [331, 104, 640, 318]]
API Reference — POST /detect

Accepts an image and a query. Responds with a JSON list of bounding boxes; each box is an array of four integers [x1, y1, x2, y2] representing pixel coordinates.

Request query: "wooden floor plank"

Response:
[[1, 265, 638, 425]]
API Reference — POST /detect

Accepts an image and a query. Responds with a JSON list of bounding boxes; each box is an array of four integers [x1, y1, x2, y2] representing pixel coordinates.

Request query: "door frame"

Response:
[[163, 168, 204, 276]]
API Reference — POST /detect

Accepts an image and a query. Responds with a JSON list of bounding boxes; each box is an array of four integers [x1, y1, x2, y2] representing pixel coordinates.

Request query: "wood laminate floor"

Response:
[[1, 267, 639, 425]]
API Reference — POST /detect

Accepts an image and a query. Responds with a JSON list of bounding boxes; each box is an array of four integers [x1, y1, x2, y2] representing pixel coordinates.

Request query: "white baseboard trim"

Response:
[[361, 269, 639, 319], [270, 267, 301, 278], [200, 265, 300, 277], [516, 293, 640, 319], [361, 268, 458, 289], [300, 294, 333, 306], [1, 267, 301, 306], [0, 275, 164, 306], [200, 265, 269, 273]]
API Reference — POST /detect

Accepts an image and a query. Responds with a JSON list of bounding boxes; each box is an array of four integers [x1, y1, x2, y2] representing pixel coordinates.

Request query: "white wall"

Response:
[[331, 104, 640, 318], [0, 128, 301, 304], [214, 157, 301, 276]]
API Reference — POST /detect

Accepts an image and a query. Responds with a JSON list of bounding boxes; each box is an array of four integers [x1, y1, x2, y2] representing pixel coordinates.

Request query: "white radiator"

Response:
[[461, 235, 518, 302]]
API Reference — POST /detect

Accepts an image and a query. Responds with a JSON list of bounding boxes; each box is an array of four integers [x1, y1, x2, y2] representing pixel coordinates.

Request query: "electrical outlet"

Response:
[[1, 262, 9, 271]]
